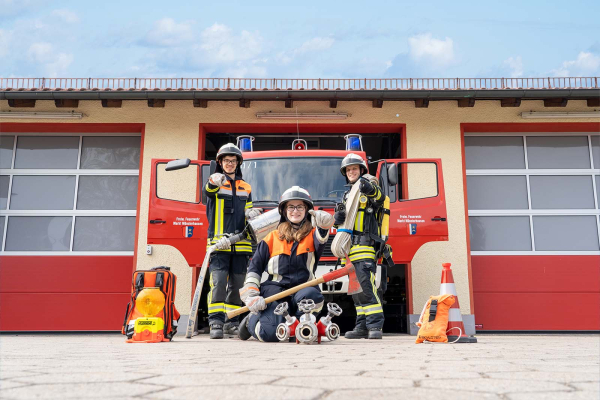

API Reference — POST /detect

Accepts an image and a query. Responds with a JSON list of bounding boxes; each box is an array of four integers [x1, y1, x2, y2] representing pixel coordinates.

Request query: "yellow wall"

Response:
[[1, 98, 597, 316]]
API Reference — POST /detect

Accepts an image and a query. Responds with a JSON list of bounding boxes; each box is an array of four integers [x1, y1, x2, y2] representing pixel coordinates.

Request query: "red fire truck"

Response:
[[147, 134, 448, 333]]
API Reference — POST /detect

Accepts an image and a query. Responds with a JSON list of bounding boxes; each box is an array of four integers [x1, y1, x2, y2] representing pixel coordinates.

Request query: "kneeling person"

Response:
[[238, 186, 334, 342]]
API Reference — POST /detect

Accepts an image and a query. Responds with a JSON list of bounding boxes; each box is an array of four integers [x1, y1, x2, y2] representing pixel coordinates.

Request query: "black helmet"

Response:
[[215, 143, 243, 174], [340, 153, 368, 177], [278, 186, 314, 224]]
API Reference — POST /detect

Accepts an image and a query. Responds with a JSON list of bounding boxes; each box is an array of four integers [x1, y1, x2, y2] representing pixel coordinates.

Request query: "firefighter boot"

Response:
[[368, 328, 383, 339], [223, 322, 239, 336], [345, 315, 368, 339], [210, 324, 224, 339], [238, 315, 252, 341]]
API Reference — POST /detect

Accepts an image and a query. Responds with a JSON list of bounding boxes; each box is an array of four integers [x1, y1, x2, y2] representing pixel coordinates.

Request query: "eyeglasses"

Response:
[[222, 159, 238, 165], [286, 205, 306, 212]]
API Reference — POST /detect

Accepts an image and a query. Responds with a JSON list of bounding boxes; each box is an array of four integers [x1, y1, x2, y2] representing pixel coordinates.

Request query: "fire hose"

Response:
[[330, 180, 361, 258]]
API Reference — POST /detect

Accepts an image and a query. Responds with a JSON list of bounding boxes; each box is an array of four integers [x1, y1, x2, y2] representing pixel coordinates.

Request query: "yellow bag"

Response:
[[415, 294, 455, 343]]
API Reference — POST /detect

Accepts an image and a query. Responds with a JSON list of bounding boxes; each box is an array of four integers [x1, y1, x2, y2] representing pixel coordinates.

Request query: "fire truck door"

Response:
[[378, 159, 449, 263], [147, 159, 211, 266]]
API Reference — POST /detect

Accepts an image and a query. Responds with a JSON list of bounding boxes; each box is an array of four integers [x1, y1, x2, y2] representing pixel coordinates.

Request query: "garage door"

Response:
[[0, 134, 140, 331], [466, 133, 600, 331]]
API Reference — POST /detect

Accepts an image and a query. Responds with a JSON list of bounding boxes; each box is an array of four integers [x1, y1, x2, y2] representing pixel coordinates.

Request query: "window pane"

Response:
[[596, 176, 600, 209], [592, 136, 600, 169], [14, 136, 79, 169], [77, 176, 138, 210], [0, 216, 4, 248], [157, 163, 199, 203], [400, 162, 438, 200], [80, 137, 141, 169], [533, 216, 599, 251], [467, 176, 528, 210], [5, 216, 72, 251], [0, 135, 14, 169], [469, 216, 531, 251], [0, 175, 8, 209], [530, 176, 595, 209], [465, 136, 525, 169], [73, 217, 135, 251], [10, 176, 75, 210], [526, 136, 590, 169]]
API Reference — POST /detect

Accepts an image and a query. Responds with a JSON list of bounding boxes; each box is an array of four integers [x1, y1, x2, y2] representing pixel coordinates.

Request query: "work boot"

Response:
[[238, 315, 252, 341], [344, 328, 368, 339], [368, 328, 383, 339], [223, 323, 239, 336], [209, 324, 224, 339]]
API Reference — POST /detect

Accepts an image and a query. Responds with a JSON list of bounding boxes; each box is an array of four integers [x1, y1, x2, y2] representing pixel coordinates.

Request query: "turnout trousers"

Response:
[[207, 252, 249, 327], [351, 259, 384, 330], [247, 285, 324, 342]]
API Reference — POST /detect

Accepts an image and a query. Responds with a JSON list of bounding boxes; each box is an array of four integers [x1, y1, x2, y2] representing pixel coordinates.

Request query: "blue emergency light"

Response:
[[344, 134, 363, 151], [237, 135, 254, 152]]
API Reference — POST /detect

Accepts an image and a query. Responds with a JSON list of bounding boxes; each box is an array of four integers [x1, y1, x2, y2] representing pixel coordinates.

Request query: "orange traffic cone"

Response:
[[439, 263, 477, 343]]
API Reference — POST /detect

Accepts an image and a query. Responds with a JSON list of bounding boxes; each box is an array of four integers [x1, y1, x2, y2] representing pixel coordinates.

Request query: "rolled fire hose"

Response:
[[330, 180, 361, 259]]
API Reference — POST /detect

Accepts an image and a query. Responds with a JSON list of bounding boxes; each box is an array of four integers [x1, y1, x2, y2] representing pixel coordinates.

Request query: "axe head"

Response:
[[346, 263, 363, 295]]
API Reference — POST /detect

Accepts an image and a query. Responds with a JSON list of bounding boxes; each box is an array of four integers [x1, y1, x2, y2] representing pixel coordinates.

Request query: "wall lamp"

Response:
[[521, 111, 600, 119], [256, 112, 349, 119], [0, 111, 84, 119]]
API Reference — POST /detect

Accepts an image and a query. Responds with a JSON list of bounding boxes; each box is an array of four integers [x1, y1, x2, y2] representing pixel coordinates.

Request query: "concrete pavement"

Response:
[[0, 333, 598, 399]]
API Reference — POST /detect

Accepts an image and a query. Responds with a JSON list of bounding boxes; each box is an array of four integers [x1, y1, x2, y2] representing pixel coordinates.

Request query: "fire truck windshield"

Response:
[[240, 157, 348, 205]]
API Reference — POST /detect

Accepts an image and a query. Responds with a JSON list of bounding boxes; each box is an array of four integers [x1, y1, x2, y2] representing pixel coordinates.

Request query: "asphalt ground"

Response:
[[0, 333, 598, 399]]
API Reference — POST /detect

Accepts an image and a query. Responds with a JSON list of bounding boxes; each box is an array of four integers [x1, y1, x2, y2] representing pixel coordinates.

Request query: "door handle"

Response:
[[150, 219, 167, 224], [431, 217, 446, 222]]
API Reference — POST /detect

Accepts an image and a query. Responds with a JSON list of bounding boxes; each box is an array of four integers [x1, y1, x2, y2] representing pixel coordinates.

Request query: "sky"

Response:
[[1, 0, 599, 79]]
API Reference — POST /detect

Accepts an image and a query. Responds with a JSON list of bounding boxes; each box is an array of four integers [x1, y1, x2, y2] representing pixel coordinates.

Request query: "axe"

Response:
[[226, 259, 361, 319]]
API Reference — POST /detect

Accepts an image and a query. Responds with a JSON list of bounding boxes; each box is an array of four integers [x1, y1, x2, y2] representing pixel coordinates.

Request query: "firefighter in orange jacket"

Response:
[[237, 186, 335, 342], [204, 143, 262, 339]]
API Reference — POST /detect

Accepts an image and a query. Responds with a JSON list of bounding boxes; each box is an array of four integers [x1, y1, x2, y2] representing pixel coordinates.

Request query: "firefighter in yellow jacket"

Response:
[[204, 143, 262, 339], [334, 153, 386, 339]]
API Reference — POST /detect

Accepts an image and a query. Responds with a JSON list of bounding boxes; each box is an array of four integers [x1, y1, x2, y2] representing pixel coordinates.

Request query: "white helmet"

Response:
[[340, 153, 368, 177]]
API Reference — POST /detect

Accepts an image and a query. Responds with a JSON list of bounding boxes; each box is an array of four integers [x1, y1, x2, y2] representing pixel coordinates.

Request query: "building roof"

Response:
[[1, 77, 599, 103]]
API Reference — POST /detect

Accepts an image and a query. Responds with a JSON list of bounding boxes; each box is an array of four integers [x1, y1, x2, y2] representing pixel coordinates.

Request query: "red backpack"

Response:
[[122, 266, 180, 341]]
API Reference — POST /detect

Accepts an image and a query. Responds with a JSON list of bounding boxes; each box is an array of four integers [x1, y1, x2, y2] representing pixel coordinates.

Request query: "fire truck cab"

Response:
[[147, 134, 448, 333]]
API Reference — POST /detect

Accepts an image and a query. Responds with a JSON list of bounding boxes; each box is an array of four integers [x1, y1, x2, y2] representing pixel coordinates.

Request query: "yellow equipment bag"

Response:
[[415, 294, 455, 343]]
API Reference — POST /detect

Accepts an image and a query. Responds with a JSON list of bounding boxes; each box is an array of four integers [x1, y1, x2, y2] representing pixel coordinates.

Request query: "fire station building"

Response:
[[1, 77, 598, 333]]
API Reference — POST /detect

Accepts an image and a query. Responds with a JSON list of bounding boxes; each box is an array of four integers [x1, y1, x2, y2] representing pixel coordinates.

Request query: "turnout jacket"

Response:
[[339, 175, 385, 263], [203, 170, 253, 253], [240, 227, 329, 302]]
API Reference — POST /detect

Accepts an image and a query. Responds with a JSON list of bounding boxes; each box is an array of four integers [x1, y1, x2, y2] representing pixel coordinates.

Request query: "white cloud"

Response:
[[294, 37, 335, 55], [51, 9, 79, 23], [27, 42, 73, 77], [199, 23, 262, 63], [144, 18, 194, 47], [552, 51, 600, 77], [407, 33, 455, 67], [503, 56, 523, 78]]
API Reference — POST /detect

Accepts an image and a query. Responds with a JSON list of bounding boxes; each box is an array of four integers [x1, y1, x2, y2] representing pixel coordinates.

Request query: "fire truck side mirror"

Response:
[[210, 160, 217, 175], [387, 163, 398, 186], [165, 158, 191, 171]]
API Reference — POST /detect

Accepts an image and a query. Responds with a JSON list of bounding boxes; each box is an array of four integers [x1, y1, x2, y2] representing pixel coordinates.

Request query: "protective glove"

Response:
[[333, 210, 346, 226], [309, 210, 335, 230], [209, 173, 227, 187], [359, 178, 375, 195], [245, 295, 266, 314], [214, 236, 231, 250], [245, 208, 263, 221]]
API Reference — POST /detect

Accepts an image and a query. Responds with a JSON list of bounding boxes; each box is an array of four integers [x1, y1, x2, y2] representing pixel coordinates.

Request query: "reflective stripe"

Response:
[[349, 246, 375, 255], [245, 202, 253, 209], [208, 302, 225, 314], [306, 252, 315, 281], [355, 306, 365, 316], [255, 322, 264, 342], [354, 211, 364, 231], [370, 272, 382, 305], [245, 272, 261, 287], [236, 191, 249, 198], [267, 256, 282, 282], [349, 252, 376, 261], [219, 188, 233, 196], [365, 307, 383, 315], [206, 183, 219, 193], [225, 304, 241, 312]]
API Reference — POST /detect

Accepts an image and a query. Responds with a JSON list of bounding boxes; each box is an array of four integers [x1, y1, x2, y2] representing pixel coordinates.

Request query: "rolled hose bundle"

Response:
[[330, 181, 361, 258]]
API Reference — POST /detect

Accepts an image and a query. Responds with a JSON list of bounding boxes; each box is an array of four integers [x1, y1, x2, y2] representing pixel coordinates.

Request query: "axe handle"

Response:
[[226, 264, 353, 319]]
